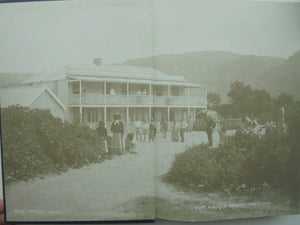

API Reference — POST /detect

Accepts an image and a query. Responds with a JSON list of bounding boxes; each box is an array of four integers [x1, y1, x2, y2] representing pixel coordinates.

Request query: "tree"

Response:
[[274, 93, 294, 108], [258, 93, 295, 124], [227, 81, 253, 105], [224, 81, 274, 118], [251, 89, 272, 116], [226, 81, 254, 117], [207, 92, 221, 108]]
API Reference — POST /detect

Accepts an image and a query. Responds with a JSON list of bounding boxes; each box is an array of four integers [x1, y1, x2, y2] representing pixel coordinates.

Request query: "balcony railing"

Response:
[[69, 94, 206, 107]]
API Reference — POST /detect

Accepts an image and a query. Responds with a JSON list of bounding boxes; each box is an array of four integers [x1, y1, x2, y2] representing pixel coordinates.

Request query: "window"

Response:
[[88, 110, 97, 123], [155, 86, 163, 96], [171, 86, 180, 96], [121, 83, 127, 95], [72, 82, 80, 94]]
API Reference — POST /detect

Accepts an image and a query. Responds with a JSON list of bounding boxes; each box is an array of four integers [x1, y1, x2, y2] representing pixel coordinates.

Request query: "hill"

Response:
[[121, 50, 299, 101], [259, 50, 300, 98]]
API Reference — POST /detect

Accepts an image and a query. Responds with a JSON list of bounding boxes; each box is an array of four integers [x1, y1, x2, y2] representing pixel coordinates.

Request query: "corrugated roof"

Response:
[[0, 85, 66, 110], [23, 63, 188, 84], [67, 64, 185, 82], [68, 75, 203, 87]]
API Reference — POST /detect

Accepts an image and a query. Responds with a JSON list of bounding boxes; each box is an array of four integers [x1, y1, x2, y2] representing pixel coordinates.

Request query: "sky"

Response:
[[0, 0, 299, 73]]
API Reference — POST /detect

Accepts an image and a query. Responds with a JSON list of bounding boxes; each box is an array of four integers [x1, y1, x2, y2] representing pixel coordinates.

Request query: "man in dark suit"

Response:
[[206, 115, 216, 147]]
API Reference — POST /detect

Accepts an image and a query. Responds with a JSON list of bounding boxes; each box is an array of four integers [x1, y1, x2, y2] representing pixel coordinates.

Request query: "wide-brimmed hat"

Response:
[[113, 113, 121, 120]]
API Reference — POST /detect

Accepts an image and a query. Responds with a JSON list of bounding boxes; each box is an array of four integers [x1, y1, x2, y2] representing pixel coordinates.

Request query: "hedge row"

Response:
[[165, 128, 300, 197], [1, 106, 107, 183]]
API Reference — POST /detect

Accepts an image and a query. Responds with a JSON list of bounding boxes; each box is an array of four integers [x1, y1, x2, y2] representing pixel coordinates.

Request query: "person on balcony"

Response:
[[111, 113, 124, 154], [96, 121, 108, 153], [110, 88, 115, 95], [142, 89, 147, 95]]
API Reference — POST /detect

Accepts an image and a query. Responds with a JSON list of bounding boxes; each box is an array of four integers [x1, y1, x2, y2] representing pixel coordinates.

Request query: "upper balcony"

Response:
[[68, 80, 207, 108], [69, 94, 206, 107]]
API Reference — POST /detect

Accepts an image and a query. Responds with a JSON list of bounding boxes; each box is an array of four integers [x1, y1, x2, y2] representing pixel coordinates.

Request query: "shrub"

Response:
[[1, 106, 106, 183], [165, 126, 300, 198]]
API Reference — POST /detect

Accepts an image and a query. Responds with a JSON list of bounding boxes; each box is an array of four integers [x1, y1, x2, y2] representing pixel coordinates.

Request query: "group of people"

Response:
[[171, 120, 188, 143], [96, 111, 220, 154], [109, 88, 149, 96], [135, 118, 193, 144], [170, 115, 217, 146], [97, 113, 157, 154], [134, 120, 156, 143], [136, 89, 148, 96]]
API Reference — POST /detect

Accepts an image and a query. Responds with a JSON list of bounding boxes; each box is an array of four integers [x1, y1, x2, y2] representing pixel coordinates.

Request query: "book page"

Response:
[[153, 0, 300, 221], [0, 0, 157, 222], [1, 0, 300, 223]]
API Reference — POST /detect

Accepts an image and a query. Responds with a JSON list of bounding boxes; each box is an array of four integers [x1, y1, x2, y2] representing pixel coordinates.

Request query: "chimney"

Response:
[[93, 58, 102, 66]]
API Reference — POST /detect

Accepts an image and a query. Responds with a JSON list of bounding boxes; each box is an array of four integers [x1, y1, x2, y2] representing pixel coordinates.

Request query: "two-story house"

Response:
[[22, 59, 207, 133]]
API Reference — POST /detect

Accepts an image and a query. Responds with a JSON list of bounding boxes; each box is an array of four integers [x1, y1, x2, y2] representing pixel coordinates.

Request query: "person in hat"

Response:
[[206, 113, 216, 147], [111, 113, 124, 154]]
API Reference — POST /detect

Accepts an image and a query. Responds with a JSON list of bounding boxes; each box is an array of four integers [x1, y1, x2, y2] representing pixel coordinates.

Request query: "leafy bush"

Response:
[[1, 106, 106, 183], [165, 126, 300, 198]]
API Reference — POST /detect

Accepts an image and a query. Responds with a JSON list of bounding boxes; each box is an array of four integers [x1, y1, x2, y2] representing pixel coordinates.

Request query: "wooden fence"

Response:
[[194, 118, 242, 131]]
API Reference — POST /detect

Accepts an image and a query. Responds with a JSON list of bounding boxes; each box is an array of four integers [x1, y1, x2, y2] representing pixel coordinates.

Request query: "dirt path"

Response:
[[5, 143, 157, 221]]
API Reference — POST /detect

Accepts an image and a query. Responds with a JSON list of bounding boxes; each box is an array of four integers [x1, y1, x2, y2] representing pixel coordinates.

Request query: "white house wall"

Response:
[[30, 91, 65, 121], [72, 108, 80, 123], [83, 82, 104, 94], [56, 80, 69, 105], [153, 85, 168, 96], [35, 80, 70, 121], [44, 81, 56, 94], [57, 80, 74, 122]]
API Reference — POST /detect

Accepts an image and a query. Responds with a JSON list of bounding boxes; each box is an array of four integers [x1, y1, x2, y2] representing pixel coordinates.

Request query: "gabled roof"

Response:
[[0, 85, 66, 110]]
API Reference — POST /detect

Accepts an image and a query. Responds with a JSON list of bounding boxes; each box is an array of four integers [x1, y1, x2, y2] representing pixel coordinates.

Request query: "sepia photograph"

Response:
[[0, 0, 299, 223]]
